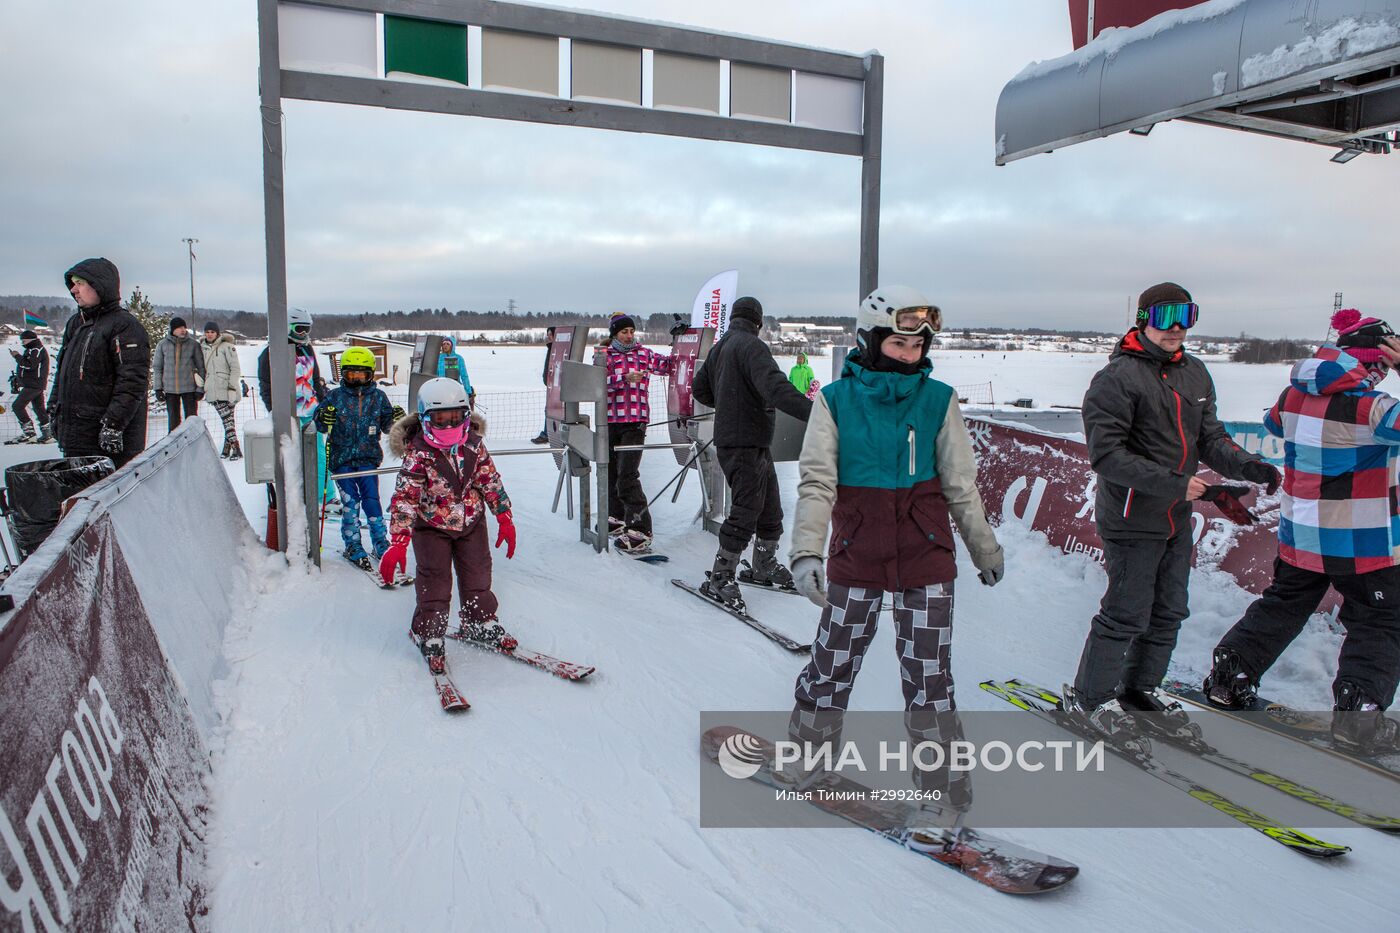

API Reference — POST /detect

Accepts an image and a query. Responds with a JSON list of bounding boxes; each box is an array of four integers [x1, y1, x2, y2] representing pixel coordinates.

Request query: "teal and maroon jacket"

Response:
[[820, 355, 958, 589]]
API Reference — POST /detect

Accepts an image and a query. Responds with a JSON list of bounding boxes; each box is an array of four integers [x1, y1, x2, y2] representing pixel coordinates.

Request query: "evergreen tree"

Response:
[[127, 287, 166, 365]]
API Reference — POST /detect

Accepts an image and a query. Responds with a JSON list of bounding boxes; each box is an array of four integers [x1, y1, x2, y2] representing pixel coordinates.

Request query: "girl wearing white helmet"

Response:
[[782, 286, 1004, 802], [381, 377, 518, 693]]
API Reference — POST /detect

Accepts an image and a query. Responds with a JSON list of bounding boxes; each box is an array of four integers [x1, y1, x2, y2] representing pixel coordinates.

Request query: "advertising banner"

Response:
[[968, 417, 1289, 599], [690, 270, 739, 340], [0, 516, 210, 932]]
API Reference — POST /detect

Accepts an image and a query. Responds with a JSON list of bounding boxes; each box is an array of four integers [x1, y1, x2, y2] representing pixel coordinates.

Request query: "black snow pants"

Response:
[[716, 445, 783, 554], [1073, 531, 1192, 707]]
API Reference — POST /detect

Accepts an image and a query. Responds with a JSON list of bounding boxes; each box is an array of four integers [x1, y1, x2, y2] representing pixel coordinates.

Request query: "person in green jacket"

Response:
[[781, 286, 1004, 813], [788, 352, 815, 396]]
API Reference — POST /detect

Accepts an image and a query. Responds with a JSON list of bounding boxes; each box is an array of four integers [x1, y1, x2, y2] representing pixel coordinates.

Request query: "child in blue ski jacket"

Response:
[[314, 346, 404, 568]]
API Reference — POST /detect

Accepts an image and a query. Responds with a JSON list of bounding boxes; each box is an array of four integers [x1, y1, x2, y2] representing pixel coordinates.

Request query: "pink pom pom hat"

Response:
[[1332, 308, 1395, 364]]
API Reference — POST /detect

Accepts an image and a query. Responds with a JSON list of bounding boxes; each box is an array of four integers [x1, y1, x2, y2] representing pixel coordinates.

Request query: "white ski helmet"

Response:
[[416, 377, 471, 418], [288, 306, 313, 343], [856, 286, 942, 349]]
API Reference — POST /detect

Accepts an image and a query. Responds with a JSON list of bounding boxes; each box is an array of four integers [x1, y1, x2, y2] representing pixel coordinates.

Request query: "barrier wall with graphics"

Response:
[[969, 417, 1296, 602], [0, 419, 258, 931]]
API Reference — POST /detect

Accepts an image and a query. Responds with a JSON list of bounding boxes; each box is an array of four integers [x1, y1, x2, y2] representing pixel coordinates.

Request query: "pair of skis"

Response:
[[983, 679, 1400, 857], [418, 631, 596, 712], [670, 579, 811, 653]]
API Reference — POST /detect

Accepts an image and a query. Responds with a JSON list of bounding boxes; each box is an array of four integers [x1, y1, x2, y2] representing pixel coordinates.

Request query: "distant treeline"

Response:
[[1231, 338, 1316, 364]]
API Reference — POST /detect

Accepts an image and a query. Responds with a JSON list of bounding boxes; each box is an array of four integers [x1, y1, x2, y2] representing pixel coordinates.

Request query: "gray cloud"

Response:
[[3, 0, 1395, 336]]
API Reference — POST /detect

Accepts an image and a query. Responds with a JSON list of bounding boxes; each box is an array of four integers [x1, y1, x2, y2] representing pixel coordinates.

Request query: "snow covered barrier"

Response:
[[0, 419, 256, 931], [0, 510, 210, 931], [968, 417, 1283, 596]]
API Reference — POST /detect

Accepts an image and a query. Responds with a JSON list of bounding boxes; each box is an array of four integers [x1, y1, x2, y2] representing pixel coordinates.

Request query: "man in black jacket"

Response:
[[49, 258, 151, 467], [1066, 282, 1278, 740], [692, 296, 813, 608], [8, 330, 52, 444]]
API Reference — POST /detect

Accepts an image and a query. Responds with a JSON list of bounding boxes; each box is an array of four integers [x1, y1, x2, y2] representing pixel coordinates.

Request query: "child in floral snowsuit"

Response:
[[381, 404, 518, 655]]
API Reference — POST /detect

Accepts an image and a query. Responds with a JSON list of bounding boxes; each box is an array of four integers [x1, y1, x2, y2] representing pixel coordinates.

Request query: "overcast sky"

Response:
[[4, 0, 1396, 337]]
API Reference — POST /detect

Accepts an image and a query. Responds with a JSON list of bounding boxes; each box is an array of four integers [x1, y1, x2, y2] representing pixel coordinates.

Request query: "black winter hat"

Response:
[[732, 296, 763, 326], [609, 312, 636, 337], [20, 330, 37, 342], [203, 321, 220, 334], [1137, 282, 1192, 311], [169, 317, 188, 333]]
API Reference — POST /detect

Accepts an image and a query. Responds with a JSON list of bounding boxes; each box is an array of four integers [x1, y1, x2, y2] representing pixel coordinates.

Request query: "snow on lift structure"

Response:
[[995, 0, 1400, 165], [256, 0, 885, 557]]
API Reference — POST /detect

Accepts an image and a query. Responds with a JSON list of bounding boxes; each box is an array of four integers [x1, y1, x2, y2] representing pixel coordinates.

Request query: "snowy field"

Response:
[[1, 339, 1394, 930]]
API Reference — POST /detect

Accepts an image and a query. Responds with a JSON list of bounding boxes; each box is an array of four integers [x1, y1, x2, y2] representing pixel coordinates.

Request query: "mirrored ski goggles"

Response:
[[427, 409, 467, 428], [340, 367, 374, 384], [893, 305, 942, 335], [1142, 302, 1199, 330], [289, 323, 311, 339]]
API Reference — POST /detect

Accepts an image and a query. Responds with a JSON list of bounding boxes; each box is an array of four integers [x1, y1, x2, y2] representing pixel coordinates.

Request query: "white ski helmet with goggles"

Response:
[[416, 377, 471, 418], [856, 286, 942, 349], [288, 306, 313, 343]]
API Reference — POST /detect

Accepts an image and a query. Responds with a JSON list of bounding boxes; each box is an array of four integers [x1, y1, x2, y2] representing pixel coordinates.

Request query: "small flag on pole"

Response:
[[22, 310, 47, 329]]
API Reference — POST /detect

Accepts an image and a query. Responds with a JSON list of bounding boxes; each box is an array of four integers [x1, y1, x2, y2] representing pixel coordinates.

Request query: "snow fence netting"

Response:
[[0, 418, 257, 931]]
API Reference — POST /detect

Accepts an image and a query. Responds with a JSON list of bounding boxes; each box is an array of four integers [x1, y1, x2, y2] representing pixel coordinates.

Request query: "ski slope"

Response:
[[203, 444, 1393, 929]]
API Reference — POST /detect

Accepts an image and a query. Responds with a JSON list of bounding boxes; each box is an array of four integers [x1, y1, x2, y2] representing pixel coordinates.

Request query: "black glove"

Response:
[[317, 405, 337, 429], [98, 423, 124, 456], [1240, 460, 1281, 495], [1202, 484, 1255, 526], [241, 379, 251, 397], [669, 316, 690, 338], [390, 405, 405, 422], [154, 389, 166, 403]]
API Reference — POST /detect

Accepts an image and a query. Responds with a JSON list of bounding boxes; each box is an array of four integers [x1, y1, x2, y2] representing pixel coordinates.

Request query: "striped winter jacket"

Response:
[[601, 341, 674, 424], [1266, 345, 1400, 575]]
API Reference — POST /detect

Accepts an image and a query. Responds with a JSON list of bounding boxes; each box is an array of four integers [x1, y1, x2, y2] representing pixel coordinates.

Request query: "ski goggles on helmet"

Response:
[[1139, 302, 1199, 330], [340, 367, 374, 385], [427, 408, 467, 428], [892, 305, 942, 335]]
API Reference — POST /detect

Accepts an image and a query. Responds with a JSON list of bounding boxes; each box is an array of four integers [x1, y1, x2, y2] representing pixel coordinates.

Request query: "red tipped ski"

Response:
[[433, 671, 470, 712]]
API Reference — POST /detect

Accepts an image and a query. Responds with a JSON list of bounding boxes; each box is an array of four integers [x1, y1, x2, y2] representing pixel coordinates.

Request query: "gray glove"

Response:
[[792, 556, 828, 609], [978, 554, 1005, 587]]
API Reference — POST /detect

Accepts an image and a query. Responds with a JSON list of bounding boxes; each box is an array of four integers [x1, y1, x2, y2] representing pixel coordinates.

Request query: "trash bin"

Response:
[[4, 456, 114, 560]]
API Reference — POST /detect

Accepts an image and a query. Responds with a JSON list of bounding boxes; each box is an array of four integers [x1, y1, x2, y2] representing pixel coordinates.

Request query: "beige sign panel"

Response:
[[572, 40, 642, 105], [794, 71, 864, 134], [278, 2, 377, 78], [653, 51, 720, 114], [482, 28, 559, 95], [731, 62, 791, 122]]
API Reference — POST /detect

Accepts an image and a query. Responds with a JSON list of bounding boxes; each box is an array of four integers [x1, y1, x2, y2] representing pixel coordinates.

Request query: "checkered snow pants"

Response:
[[789, 581, 956, 746]]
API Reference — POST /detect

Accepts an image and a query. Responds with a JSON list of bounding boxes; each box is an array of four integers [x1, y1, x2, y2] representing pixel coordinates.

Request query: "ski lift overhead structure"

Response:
[[995, 0, 1400, 165]]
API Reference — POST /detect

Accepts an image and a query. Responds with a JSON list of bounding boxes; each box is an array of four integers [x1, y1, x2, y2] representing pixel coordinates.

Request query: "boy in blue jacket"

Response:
[[314, 346, 404, 570]]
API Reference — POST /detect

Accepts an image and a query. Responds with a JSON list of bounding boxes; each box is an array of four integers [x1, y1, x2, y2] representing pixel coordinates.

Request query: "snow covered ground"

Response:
[[2, 340, 1393, 929]]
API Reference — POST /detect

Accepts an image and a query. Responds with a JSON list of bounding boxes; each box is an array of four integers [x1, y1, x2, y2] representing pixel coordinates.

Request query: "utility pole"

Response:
[[506, 297, 518, 314], [182, 238, 199, 317]]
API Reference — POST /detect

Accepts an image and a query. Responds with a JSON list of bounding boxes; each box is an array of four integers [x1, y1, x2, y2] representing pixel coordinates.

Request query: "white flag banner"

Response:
[[690, 269, 739, 339]]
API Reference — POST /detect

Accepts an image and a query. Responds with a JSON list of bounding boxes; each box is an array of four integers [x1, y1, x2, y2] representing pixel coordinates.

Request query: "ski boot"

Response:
[[343, 549, 375, 574], [1061, 685, 1149, 754], [614, 528, 653, 554], [414, 635, 448, 676], [700, 548, 746, 612], [1117, 687, 1204, 745], [739, 538, 796, 590], [1202, 647, 1258, 710], [608, 516, 627, 538], [35, 422, 53, 444], [1331, 680, 1400, 756], [5, 423, 35, 446], [456, 617, 519, 652], [226, 439, 243, 462]]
